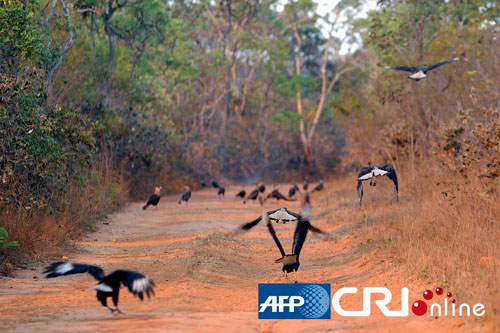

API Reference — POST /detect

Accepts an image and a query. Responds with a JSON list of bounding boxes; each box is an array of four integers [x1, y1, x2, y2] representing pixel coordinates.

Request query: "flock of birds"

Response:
[[40, 55, 458, 314], [44, 164, 400, 314]]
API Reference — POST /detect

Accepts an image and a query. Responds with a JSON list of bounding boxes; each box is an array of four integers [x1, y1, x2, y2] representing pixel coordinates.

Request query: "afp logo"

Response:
[[258, 284, 331, 319]]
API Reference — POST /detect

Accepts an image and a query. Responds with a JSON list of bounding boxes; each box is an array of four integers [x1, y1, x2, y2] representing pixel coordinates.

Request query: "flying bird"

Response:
[[273, 194, 324, 280], [178, 186, 191, 204], [143, 186, 162, 210], [266, 189, 295, 201], [44, 262, 155, 314], [288, 184, 300, 198], [357, 164, 398, 206], [384, 57, 460, 81], [236, 189, 246, 199], [303, 177, 310, 190], [211, 179, 220, 188], [239, 195, 324, 280], [311, 180, 324, 192], [239, 206, 301, 231], [218, 186, 225, 197]]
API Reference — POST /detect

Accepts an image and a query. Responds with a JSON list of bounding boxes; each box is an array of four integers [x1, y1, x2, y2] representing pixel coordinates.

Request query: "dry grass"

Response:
[[0, 168, 128, 272], [320, 169, 500, 328]]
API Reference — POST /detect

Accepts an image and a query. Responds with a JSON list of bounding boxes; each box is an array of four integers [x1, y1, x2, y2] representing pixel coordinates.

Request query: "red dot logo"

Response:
[[447, 292, 453, 298], [423, 290, 433, 300], [452, 299, 456, 303], [435, 287, 443, 295], [412, 300, 428, 316]]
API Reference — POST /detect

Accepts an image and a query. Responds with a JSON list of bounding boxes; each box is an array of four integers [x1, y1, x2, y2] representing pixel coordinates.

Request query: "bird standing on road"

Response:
[[218, 186, 225, 197], [236, 188, 246, 199], [179, 186, 192, 204], [288, 184, 300, 198], [211, 179, 220, 188], [384, 57, 460, 81], [311, 180, 324, 192], [303, 177, 310, 190], [143, 186, 162, 210], [44, 262, 155, 314], [244, 184, 261, 204], [266, 189, 295, 201], [357, 164, 398, 206]]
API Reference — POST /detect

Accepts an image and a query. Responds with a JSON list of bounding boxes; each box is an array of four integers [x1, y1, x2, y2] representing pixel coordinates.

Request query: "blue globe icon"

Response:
[[299, 284, 330, 318]]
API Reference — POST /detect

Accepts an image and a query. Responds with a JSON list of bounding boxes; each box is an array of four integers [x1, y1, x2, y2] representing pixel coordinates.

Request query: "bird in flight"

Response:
[[357, 164, 398, 206], [238, 195, 324, 281], [384, 57, 459, 81], [44, 262, 155, 314], [179, 186, 191, 204], [143, 186, 162, 210], [239, 205, 301, 231]]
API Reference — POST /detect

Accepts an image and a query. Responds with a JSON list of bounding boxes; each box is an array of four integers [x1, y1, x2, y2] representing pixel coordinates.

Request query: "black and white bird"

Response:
[[273, 194, 324, 280], [311, 180, 324, 192], [44, 262, 155, 314], [239, 206, 301, 230], [288, 184, 300, 198], [239, 195, 324, 280], [384, 57, 459, 81], [266, 189, 295, 201], [218, 186, 225, 197], [357, 164, 398, 206], [303, 177, 310, 190], [211, 179, 220, 188], [178, 186, 191, 204], [236, 189, 246, 199], [143, 186, 162, 210]]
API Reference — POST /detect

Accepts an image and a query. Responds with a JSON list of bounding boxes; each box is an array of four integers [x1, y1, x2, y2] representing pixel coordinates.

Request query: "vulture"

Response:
[[303, 177, 310, 190], [143, 186, 162, 210], [288, 184, 300, 198], [44, 262, 155, 314], [357, 164, 399, 206], [311, 180, 324, 192], [384, 57, 459, 81], [258, 184, 266, 193], [200, 179, 207, 188], [211, 179, 220, 188], [236, 189, 246, 199], [218, 186, 225, 197], [178, 186, 191, 204], [266, 189, 295, 201]]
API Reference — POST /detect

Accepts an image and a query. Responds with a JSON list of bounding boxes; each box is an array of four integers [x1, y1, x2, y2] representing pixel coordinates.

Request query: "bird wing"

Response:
[[377, 163, 399, 194], [268, 208, 300, 222], [291, 219, 310, 257], [357, 180, 363, 205], [44, 262, 105, 281], [106, 270, 155, 301], [425, 57, 459, 71], [357, 166, 374, 181], [384, 65, 418, 73], [266, 220, 286, 257], [239, 216, 263, 231]]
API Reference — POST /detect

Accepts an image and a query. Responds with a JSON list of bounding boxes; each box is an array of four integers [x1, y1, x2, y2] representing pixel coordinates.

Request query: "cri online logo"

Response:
[[333, 286, 485, 317]]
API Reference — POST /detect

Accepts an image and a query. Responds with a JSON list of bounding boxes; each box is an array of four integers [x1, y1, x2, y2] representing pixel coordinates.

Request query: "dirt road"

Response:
[[0, 185, 454, 332]]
